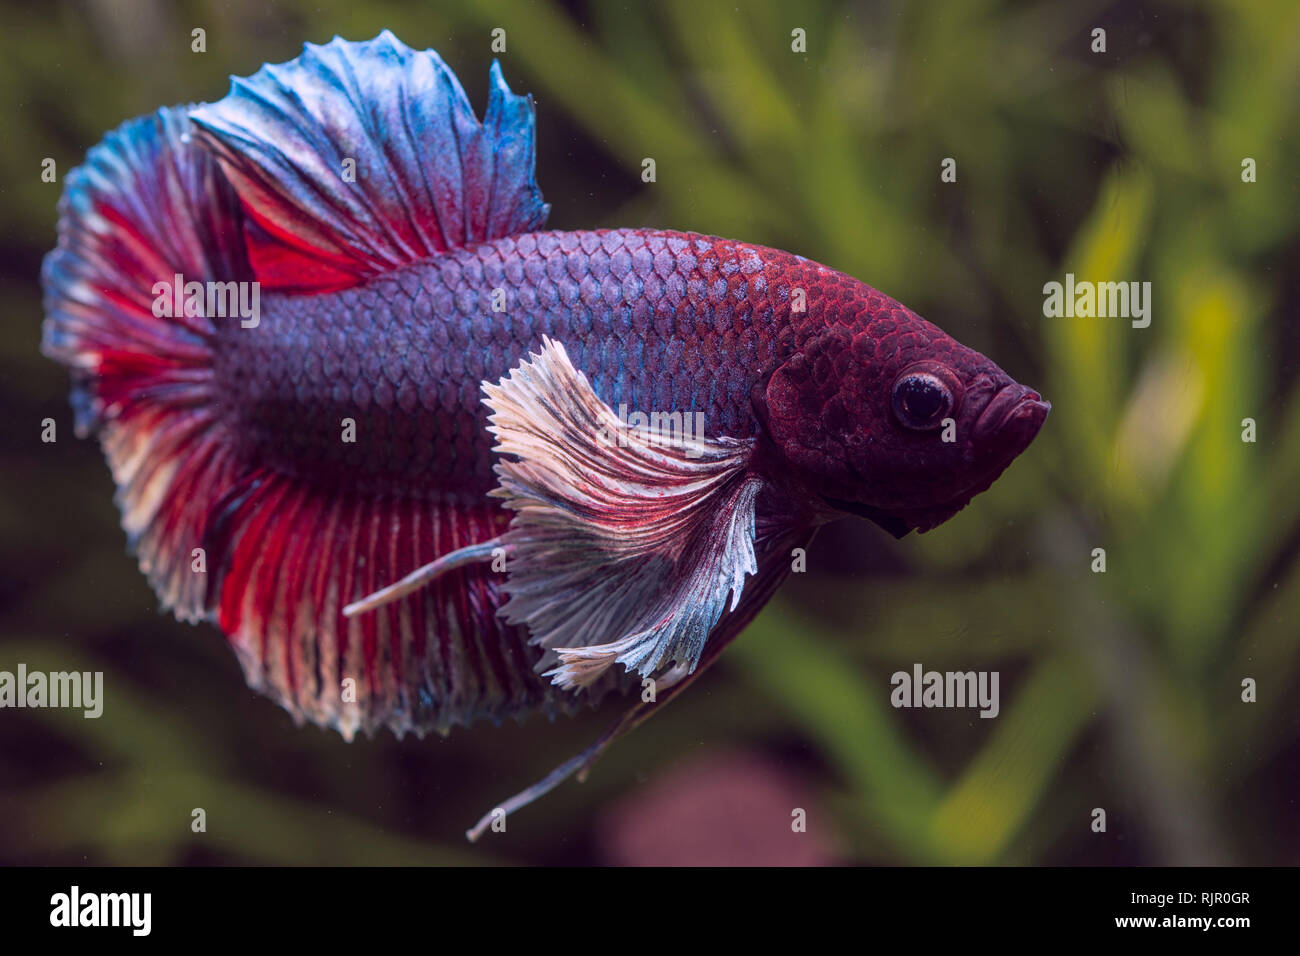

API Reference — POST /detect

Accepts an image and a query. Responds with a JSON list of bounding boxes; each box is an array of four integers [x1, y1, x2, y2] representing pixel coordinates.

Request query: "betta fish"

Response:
[[41, 32, 1048, 838]]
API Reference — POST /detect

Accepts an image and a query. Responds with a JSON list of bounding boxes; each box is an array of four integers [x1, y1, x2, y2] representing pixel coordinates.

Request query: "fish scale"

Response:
[[216, 227, 844, 496]]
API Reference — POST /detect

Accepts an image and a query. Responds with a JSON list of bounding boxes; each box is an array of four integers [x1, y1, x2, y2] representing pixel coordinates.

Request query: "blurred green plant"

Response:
[[3, 0, 1298, 865]]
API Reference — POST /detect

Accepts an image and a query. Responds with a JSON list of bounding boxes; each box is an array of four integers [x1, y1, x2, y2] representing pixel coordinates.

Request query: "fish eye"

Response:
[[891, 370, 953, 430]]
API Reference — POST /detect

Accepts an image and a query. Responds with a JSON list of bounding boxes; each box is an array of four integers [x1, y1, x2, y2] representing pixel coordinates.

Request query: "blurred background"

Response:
[[2, 0, 1298, 865]]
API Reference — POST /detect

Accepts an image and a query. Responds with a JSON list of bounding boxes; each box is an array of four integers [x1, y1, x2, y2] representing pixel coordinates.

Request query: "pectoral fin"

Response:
[[482, 337, 763, 690]]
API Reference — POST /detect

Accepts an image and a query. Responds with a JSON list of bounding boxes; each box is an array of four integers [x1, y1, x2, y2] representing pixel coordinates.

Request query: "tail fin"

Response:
[[41, 105, 251, 621], [40, 37, 592, 738]]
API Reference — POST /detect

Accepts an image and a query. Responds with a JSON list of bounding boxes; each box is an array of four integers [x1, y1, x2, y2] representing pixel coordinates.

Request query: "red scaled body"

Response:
[[223, 228, 896, 494]]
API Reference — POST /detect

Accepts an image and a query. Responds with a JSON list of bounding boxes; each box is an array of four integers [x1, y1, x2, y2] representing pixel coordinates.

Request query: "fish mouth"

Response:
[[821, 384, 1050, 538], [974, 383, 1051, 444]]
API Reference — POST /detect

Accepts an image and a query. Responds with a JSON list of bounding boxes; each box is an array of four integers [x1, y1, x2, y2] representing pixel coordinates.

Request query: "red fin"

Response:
[[41, 105, 251, 619], [199, 475, 614, 737], [190, 31, 549, 293]]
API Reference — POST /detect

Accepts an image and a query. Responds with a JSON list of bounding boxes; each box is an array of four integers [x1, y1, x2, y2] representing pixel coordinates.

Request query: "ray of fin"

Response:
[[466, 743, 598, 842], [343, 537, 503, 618]]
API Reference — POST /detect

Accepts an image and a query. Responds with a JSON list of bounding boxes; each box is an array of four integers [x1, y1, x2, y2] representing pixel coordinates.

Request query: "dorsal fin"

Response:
[[190, 31, 549, 292]]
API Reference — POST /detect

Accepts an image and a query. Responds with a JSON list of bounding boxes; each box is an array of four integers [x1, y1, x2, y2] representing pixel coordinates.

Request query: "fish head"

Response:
[[758, 298, 1049, 537]]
